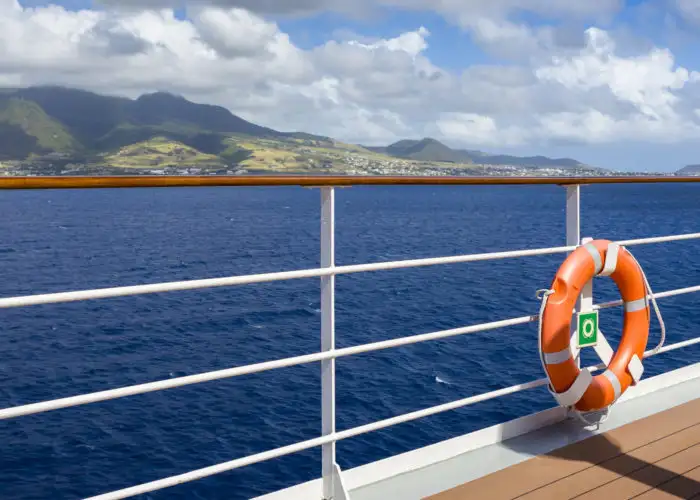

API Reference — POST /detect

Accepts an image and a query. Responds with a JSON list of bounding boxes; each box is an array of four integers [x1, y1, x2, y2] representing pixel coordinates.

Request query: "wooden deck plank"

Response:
[[517, 423, 700, 500], [426, 399, 700, 500], [575, 444, 700, 499], [633, 465, 700, 499]]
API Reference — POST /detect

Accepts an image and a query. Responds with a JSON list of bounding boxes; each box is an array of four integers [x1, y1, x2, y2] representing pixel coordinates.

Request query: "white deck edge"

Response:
[[254, 362, 700, 500]]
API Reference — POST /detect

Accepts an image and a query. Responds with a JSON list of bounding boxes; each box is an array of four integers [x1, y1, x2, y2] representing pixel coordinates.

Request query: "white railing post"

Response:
[[566, 185, 585, 367], [566, 185, 594, 368], [320, 187, 336, 499], [565, 185, 580, 251]]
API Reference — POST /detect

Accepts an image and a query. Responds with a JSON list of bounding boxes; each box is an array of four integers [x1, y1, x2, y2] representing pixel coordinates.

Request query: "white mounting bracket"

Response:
[[594, 329, 614, 365], [331, 463, 351, 500], [628, 354, 644, 385]]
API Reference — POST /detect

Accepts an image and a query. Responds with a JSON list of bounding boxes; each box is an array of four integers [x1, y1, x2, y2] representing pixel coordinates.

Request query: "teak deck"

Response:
[[428, 398, 700, 500]]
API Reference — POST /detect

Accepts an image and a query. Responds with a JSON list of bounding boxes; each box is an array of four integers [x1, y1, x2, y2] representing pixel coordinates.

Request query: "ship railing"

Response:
[[1, 176, 699, 500]]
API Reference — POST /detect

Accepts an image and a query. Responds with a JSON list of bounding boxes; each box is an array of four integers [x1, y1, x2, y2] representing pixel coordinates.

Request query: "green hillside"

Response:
[[0, 97, 79, 157], [94, 123, 231, 156], [102, 137, 224, 169]]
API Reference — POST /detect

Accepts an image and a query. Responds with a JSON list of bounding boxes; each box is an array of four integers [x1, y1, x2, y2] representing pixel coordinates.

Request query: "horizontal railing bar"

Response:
[[1, 232, 699, 309], [0, 314, 537, 420], [595, 285, 700, 311], [0, 245, 576, 308], [578, 335, 700, 374], [2, 176, 700, 191], [646, 336, 700, 357], [618, 233, 700, 246], [85, 378, 550, 500], [85, 332, 700, 500], [85, 434, 333, 500], [4, 282, 699, 420], [334, 245, 576, 274], [0, 268, 330, 309]]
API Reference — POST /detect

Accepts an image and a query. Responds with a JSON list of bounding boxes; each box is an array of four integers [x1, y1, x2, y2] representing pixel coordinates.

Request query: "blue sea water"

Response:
[[0, 183, 698, 499]]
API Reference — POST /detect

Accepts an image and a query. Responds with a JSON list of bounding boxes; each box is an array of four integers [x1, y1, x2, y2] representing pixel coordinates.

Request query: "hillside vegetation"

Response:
[[103, 137, 224, 169]]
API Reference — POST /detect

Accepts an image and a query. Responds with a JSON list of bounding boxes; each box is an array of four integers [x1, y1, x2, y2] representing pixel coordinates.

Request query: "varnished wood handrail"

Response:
[[0, 175, 696, 189]]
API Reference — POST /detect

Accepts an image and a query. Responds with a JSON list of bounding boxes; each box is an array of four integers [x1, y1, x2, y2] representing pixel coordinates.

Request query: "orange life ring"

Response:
[[539, 239, 649, 412]]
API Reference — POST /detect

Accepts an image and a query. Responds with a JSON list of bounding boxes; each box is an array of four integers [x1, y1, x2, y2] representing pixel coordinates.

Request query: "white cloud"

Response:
[[190, 7, 280, 58], [347, 27, 430, 58], [0, 0, 700, 164], [536, 110, 700, 144], [536, 28, 694, 120], [434, 112, 526, 147], [532, 27, 700, 142]]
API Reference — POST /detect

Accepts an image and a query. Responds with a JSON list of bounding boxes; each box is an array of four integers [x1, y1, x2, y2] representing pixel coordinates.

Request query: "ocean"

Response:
[[0, 183, 698, 499]]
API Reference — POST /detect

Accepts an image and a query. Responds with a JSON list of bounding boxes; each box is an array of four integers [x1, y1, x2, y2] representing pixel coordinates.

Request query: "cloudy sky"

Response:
[[3, 0, 700, 171]]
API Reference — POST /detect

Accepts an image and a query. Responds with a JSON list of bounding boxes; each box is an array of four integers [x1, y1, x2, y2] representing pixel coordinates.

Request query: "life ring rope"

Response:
[[629, 250, 667, 356], [536, 240, 666, 425]]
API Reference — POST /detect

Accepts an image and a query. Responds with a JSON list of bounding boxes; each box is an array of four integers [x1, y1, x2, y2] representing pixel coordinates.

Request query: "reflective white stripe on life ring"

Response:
[[599, 243, 619, 277], [583, 243, 602, 274], [624, 298, 648, 313], [551, 369, 593, 407], [603, 369, 622, 401], [543, 347, 572, 365]]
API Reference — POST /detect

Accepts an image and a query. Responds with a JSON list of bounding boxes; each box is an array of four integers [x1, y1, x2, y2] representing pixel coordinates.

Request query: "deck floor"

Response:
[[427, 398, 700, 500]]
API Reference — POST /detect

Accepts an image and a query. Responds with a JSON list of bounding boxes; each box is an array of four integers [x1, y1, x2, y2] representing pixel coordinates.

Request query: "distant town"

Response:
[[0, 150, 674, 178]]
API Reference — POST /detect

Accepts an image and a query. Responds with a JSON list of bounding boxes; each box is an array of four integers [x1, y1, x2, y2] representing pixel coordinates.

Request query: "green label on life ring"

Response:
[[577, 311, 599, 348]]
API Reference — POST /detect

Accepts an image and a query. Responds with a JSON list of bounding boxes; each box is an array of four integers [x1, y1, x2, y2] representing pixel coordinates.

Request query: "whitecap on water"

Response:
[[435, 376, 452, 385]]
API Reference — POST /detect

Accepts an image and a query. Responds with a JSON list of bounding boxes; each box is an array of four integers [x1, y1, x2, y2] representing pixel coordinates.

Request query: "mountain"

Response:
[[677, 165, 700, 175], [367, 138, 591, 170], [0, 86, 331, 160], [0, 86, 596, 175], [471, 152, 586, 169], [130, 92, 278, 137], [369, 138, 472, 163]]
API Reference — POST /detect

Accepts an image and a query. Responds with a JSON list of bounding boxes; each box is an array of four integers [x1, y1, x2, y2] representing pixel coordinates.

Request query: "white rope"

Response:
[[628, 250, 666, 354]]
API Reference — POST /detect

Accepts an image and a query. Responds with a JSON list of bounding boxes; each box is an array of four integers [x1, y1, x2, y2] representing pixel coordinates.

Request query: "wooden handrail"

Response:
[[0, 175, 696, 189]]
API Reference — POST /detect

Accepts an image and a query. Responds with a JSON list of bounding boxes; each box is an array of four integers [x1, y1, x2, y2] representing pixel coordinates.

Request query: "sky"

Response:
[[3, 0, 700, 171]]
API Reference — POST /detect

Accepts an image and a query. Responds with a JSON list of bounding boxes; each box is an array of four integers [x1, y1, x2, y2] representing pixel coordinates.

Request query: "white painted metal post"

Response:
[[566, 185, 593, 322], [320, 187, 336, 499], [565, 185, 580, 251], [566, 185, 590, 367]]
